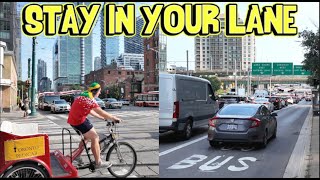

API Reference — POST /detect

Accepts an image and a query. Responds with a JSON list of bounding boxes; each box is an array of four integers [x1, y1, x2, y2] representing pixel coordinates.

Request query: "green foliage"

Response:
[[200, 75, 221, 92], [107, 84, 121, 100], [299, 28, 320, 87]]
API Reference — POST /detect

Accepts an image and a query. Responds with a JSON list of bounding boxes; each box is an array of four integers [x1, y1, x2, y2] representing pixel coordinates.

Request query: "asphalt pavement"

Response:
[[159, 100, 315, 178]]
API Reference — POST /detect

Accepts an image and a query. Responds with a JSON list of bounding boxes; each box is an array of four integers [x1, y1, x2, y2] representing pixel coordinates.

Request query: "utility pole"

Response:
[[30, 37, 37, 116], [28, 58, 31, 99], [186, 50, 189, 76]]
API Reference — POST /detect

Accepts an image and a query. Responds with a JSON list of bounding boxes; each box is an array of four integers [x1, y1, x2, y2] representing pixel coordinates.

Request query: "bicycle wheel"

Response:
[[106, 142, 137, 178], [2, 163, 49, 178]]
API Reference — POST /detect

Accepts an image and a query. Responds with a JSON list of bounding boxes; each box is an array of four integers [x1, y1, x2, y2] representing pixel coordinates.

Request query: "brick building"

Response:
[[143, 28, 159, 92], [85, 68, 144, 101]]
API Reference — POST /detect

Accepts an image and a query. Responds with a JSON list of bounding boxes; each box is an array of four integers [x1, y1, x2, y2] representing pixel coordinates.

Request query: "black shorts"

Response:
[[71, 118, 93, 135]]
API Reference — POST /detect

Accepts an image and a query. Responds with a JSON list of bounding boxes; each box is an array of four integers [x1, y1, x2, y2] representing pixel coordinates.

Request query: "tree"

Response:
[[71, 84, 82, 90], [299, 28, 320, 88], [201, 75, 221, 92], [108, 84, 121, 99]]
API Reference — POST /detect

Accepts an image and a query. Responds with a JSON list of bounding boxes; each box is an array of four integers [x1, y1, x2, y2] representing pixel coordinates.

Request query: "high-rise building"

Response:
[[37, 59, 47, 90], [94, 56, 101, 71], [52, 35, 93, 91], [39, 77, 52, 92], [100, 2, 120, 68], [0, 2, 17, 52], [116, 53, 144, 71], [124, 16, 144, 54], [1, 2, 21, 80], [242, 34, 256, 72], [195, 14, 244, 76]]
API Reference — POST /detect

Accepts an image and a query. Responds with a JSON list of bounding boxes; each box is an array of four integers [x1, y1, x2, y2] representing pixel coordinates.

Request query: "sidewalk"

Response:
[[306, 115, 319, 178]]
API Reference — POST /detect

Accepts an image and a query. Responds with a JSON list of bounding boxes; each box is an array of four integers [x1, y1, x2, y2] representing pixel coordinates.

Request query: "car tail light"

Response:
[[249, 118, 261, 128], [209, 116, 219, 127], [173, 101, 180, 118]]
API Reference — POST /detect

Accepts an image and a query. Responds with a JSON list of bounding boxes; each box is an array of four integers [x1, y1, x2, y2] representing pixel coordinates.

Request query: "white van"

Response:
[[254, 89, 269, 98], [159, 73, 219, 139]]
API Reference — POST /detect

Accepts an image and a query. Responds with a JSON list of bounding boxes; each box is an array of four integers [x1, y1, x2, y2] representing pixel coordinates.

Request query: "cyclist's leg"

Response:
[[83, 127, 101, 165]]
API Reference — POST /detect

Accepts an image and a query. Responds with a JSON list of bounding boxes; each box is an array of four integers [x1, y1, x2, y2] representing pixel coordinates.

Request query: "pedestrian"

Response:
[[23, 97, 30, 118]]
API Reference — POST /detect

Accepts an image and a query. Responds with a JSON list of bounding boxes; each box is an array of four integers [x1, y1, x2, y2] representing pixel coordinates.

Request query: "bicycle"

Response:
[[62, 120, 137, 178]]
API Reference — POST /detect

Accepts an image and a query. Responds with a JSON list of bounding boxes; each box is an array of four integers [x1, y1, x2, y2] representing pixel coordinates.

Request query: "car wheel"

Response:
[[259, 130, 268, 148], [271, 123, 277, 139], [181, 119, 193, 140], [209, 141, 221, 148]]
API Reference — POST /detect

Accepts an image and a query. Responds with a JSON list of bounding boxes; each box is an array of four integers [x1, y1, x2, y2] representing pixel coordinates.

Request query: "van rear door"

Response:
[[159, 74, 175, 126]]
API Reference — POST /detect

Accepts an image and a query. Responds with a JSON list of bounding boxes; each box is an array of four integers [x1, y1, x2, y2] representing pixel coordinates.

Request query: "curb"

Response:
[[283, 106, 313, 178]]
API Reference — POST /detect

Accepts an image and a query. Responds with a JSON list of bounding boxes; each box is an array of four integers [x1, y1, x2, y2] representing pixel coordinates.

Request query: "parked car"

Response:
[[50, 99, 70, 113], [268, 96, 282, 110], [119, 99, 130, 106], [95, 97, 106, 109], [103, 98, 122, 109], [208, 104, 277, 148], [159, 73, 219, 140], [252, 98, 274, 112]]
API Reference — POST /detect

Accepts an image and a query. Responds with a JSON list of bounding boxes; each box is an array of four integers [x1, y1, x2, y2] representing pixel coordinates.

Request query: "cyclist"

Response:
[[67, 82, 122, 169]]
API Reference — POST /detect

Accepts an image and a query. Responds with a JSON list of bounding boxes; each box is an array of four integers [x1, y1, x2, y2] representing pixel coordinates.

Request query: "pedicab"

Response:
[[0, 121, 78, 178], [0, 120, 137, 178]]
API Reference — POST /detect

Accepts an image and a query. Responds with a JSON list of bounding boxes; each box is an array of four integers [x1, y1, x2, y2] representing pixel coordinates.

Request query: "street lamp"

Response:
[[30, 37, 37, 116]]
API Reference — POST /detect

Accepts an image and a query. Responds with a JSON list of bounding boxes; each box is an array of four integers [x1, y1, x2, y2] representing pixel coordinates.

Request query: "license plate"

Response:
[[227, 124, 238, 130]]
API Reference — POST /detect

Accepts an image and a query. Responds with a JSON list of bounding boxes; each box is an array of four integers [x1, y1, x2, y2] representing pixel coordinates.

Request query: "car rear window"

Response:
[[218, 106, 257, 116]]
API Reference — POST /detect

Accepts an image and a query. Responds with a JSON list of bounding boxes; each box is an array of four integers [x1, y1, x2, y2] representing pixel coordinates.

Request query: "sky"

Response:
[[19, 2, 319, 82], [166, 2, 320, 70]]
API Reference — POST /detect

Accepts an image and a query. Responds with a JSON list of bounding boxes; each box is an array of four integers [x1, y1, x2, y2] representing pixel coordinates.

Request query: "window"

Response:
[[0, 31, 10, 39]]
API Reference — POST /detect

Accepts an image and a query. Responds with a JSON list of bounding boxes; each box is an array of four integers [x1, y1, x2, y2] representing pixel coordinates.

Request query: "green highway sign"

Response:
[[252, 63, 272, 75], [273, 63, 293, 75], [294, 65, 311, 75]]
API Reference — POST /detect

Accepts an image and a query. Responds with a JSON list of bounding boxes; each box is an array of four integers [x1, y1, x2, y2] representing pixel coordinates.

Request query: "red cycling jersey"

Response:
[[67, 96, 99, 126]]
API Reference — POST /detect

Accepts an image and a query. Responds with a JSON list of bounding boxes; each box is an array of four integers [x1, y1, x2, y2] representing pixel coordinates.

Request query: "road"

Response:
[[36, 105, 159, 178], [159, 100, 312, 178]]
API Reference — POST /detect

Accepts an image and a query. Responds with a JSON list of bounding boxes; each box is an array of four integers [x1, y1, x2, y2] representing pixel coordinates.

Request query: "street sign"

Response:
[[273, 63, 293, 75], [294, 65, 311, 75], [252, 63, 272, 75]]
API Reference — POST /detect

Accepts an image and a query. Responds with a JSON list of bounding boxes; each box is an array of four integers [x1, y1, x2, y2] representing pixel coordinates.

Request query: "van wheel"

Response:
[[182, 119, 192, 140]]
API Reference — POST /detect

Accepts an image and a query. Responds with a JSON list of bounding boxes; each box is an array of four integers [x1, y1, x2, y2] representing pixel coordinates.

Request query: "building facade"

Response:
[[124, 16, 144, 54], [52, 35, 93, 91], [143, 27, 160, 92], [116, 53, 144, 71], [0, 49, 18, 113], [1, 2, 21, 81], [195, 14, 244, 76], [85, 68, 144, 101], [242, 34, 256, 72], [94, 56, 101, 71], [39, 77, 52, 92], [37, 59, 47, 90]]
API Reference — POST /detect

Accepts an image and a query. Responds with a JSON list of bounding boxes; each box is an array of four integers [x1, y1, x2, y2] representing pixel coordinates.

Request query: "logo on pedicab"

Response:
[[4, 136, 45, 161]]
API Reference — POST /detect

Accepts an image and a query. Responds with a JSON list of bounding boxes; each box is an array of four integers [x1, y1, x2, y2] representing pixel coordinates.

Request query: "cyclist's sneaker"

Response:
[[96, 161, 112, 169]]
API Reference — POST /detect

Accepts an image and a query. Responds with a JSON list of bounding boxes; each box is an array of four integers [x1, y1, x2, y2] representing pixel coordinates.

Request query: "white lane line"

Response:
[[159, 136, 207, 157], [46, 115, 59, 121]]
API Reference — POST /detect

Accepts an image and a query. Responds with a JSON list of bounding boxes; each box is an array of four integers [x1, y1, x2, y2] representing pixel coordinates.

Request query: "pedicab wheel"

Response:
[[106, 142, 137, 178], [2, 163, 48, 178]]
